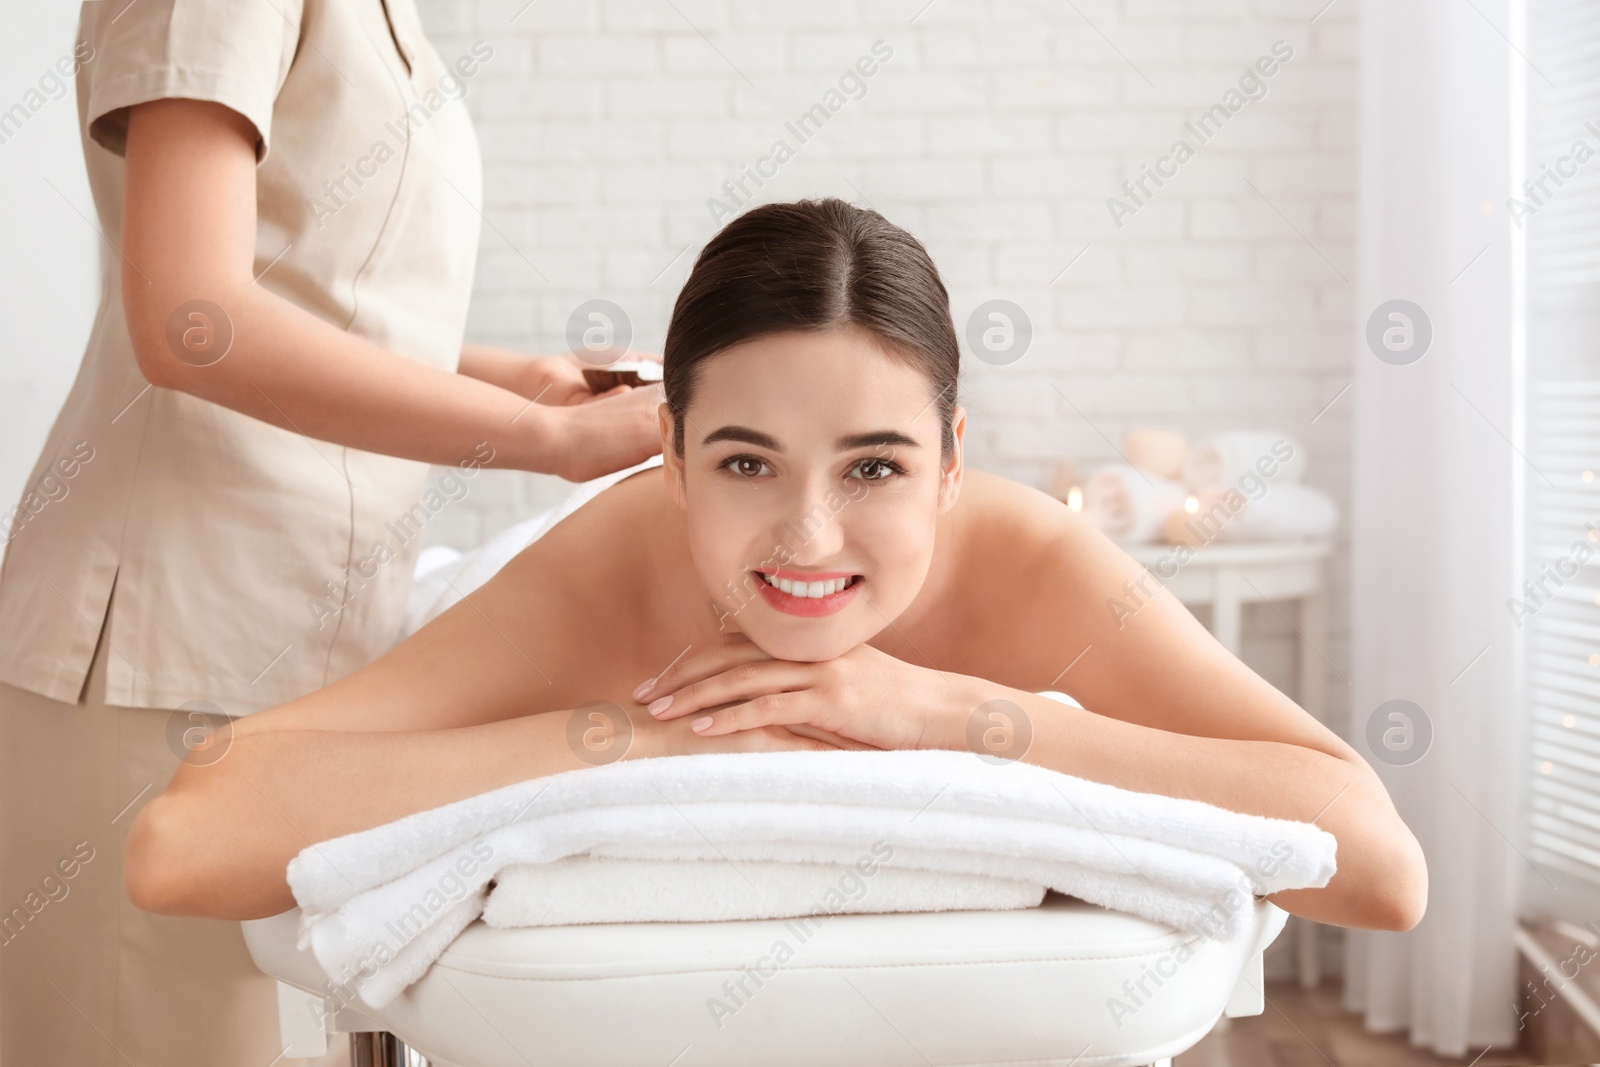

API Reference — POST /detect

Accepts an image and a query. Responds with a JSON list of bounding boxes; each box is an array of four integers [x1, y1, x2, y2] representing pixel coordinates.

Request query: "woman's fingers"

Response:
[[647, 659, 814, 721], [634, 633, 763, 704], [684, 691, 818, 737], [784, 722, 877, 750]]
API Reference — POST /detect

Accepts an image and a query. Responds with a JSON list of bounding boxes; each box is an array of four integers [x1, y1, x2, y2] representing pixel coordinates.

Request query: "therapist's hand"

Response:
[[511, 352, 664, 407], [460, 345, 628, 406], [457, 343, 664, 480], [543, 382, 665, 482], [512, 353, 606, 406]]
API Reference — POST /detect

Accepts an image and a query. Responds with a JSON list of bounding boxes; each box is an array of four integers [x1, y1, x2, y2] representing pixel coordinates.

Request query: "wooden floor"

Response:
[[1177, 981, 1555, 1067]]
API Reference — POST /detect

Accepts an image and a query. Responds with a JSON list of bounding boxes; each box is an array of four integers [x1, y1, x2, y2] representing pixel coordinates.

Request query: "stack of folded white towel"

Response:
[[1077, 428, 1337, 546], [288, 745, 1337, 1009]]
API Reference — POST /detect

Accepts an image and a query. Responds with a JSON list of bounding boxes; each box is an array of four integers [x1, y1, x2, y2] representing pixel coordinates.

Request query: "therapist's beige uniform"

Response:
[[0, 0, 483, 1063]]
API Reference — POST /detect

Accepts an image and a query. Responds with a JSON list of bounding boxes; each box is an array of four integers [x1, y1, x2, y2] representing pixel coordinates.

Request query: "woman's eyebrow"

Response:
[[836, 430, 920, 450], [703, 425, 780, 449], [701, 426, 920, 451]]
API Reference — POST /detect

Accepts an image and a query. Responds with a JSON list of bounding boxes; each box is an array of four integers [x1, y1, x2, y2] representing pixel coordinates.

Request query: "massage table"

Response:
[[243, 890, 1288, 1067]]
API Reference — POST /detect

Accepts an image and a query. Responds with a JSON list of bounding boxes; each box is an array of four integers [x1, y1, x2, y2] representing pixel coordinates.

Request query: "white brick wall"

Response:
[[415, 0, 1357, 753]]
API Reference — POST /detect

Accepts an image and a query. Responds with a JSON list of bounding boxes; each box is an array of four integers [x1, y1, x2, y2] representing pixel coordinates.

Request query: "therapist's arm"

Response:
[[119, 97, 659, 483]]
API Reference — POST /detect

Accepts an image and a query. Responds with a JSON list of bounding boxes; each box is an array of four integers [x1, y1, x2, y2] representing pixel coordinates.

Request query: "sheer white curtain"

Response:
[[1343, 0, 1522, 1057]]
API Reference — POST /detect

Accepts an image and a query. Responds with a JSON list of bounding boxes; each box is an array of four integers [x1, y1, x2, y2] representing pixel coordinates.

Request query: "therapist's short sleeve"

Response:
[[81, 0, 304, 162]]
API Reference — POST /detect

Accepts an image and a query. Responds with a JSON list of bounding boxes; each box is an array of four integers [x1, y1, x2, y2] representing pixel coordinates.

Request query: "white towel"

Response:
[[1082, 464, 1189, 543], [287, 747, 1337, 1009], [1183, 431, 1306, 492], [483, 856, 1046, 927], [1188, 483, 1339, 543]]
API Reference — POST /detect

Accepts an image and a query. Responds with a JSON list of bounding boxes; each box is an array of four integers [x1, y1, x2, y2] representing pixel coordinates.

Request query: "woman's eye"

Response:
[[723, 455, 771, 478], [849, 458, 902, 481]]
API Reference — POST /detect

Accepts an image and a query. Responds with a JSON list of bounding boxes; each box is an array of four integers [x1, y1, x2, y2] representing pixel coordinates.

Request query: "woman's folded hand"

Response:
[[630, 632, 967, 753], [621, 707, 859, 760]]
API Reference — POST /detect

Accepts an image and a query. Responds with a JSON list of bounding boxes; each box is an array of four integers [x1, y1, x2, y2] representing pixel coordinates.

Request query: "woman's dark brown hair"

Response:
[[662, 197, 960, 459]]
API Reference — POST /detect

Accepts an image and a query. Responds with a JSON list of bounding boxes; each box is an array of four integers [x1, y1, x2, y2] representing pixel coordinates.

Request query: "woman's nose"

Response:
[[775, 481, 846, 560]]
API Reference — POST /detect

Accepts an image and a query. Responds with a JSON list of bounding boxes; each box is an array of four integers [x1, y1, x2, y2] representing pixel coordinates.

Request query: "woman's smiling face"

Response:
[[661, 325, 966, 662]]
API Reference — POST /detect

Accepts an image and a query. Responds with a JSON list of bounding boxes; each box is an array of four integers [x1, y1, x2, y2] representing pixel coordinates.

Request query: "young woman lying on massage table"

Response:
[[125, 198, 1427, 935]]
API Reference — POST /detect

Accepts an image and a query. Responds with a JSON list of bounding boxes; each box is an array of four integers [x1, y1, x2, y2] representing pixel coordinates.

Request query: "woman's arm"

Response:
[[933, 483, 1427, 932], [124, 543, 842, 921], [119, 98, 660, 482], [927, 685, 1424, 932], [127, 709, 599, 920], [641, 478, 1427, 932]]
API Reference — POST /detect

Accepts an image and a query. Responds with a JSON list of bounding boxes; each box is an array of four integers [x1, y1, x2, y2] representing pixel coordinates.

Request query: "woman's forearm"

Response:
[[938, 680, 1427, 932], [125, 711, 613, 921]]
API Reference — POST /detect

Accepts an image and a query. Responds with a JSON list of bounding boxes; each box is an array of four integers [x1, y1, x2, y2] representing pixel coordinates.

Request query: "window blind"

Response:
[[1523, 0, 1600, 897]]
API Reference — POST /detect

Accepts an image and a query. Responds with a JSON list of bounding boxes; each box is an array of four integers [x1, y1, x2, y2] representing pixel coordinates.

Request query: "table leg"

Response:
[[1212, 570, 1243, 655]]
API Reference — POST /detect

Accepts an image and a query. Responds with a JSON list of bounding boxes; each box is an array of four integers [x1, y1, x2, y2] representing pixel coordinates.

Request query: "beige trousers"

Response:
[[0, 626, 349, 1067]]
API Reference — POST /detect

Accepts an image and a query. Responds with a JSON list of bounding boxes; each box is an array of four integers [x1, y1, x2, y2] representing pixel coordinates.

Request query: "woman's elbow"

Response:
[[124, 794, 202, 915], [1367, 823, 1429, 932]]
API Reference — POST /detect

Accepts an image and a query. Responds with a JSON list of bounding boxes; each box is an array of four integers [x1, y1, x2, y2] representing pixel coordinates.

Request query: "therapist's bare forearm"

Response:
[[457, 343, 538, 391], [125, 283, 560, 472], [127, 711, 600, 920], [941, 681, 1426, 932]]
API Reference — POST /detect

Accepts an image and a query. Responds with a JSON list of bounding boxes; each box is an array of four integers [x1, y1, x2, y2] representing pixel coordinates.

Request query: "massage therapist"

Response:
[[0, 2, 660, 1064]]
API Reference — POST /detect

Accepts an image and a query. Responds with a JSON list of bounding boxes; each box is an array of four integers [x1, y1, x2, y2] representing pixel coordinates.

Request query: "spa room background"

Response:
[[1, 0, 1567, 1063]]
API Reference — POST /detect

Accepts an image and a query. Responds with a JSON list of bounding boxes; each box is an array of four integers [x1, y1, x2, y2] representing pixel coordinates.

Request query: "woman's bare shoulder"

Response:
[[947, 467, 1098, 557]]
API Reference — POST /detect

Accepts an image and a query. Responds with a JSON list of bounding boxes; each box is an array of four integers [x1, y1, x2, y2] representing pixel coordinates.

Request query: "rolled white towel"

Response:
[[1082, 464, 1189, 544], [1184, 432, 1306, 492], [1123, 427, 1188, 483], [1166, 483, 1337, 545]]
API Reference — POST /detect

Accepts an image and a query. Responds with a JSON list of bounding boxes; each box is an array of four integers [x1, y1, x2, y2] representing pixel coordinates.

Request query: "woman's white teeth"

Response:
[[760, 573, 854, 598]]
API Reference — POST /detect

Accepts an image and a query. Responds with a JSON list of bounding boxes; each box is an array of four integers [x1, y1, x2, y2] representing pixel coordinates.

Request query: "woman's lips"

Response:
[[752, 571, 863, 618]]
